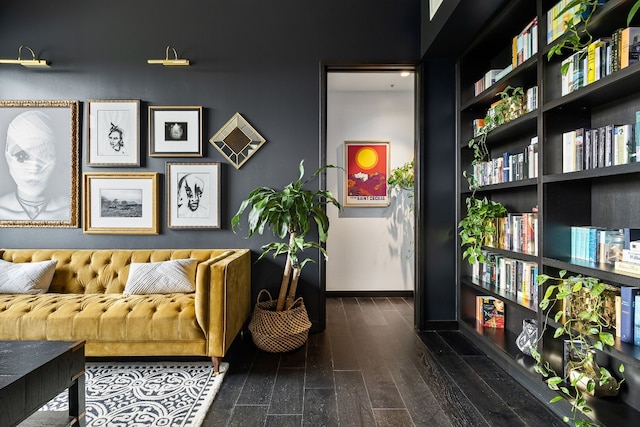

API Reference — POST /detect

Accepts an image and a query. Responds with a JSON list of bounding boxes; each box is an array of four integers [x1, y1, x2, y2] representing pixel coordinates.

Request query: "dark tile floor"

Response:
[[204, 297, 565, 426]]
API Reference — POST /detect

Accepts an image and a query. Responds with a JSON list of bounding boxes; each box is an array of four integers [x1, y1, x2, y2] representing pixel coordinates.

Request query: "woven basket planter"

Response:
[[248, 289, 312, 353]]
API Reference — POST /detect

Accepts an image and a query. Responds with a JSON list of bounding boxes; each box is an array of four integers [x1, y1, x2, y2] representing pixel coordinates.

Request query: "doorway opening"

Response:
[[322, 66, 416, 295]]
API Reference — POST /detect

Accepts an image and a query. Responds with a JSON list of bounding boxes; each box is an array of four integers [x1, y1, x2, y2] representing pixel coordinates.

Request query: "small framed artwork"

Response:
[[209, 112, 266, 169], [87, 99, 140, 166], [83, 172, 159, 234], [149, 106, 203, 157], [166, 162, 221, 229], [343, 140, 390, 207], [0, 100, 80, 228]]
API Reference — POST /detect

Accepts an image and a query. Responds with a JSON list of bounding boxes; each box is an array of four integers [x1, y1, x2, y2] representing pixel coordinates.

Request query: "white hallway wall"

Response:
[[326, 83, 415, 291]]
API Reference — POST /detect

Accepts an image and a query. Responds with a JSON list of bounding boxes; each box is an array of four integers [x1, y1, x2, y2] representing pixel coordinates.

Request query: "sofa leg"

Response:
[[212, 356, 222, 375]]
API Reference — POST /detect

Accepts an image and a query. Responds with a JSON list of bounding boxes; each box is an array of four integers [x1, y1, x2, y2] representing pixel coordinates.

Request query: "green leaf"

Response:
[[629, 0, 640, 26], [554, 327, 565, 338], [600, 332, 615, 347], [550, 396, 564, 403]]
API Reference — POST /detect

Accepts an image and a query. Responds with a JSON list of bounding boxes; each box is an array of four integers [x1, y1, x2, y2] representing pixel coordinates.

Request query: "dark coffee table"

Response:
[[0, 340, 85, 427]]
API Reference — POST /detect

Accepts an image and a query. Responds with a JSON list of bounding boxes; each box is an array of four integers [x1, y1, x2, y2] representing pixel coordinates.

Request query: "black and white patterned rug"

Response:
[[39, 361, 228, 427]]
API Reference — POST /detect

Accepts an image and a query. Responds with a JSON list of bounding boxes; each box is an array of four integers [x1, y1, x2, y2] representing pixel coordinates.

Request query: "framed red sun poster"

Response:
[[343, 140, 390, 207]]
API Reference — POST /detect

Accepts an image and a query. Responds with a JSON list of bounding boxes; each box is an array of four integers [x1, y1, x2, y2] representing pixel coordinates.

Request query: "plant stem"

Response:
[[276, 232, 296, 311]]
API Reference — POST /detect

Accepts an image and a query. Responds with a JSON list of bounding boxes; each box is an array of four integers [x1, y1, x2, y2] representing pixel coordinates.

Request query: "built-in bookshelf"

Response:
[[456, 1, 640, 425]]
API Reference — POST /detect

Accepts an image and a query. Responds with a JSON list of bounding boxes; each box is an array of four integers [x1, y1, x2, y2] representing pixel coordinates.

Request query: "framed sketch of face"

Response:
[[0, 100, 79, 227], [83, 172, 159, 234], [149, 106, 203, 157], [87, 99, 140, 167], [166, 162, 221, 229]]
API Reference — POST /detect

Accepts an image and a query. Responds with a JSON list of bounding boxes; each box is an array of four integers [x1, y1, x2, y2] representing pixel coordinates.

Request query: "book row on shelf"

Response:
[[562, 116, 640, 173], [471, 136, 538, 186], [490, 212, 539, 256], [472, 252, 539, 307], [472, 87, 538, 135], [561, 26, 640, 96], [546, 0, 607, 45], [472, 16, 538, 96]]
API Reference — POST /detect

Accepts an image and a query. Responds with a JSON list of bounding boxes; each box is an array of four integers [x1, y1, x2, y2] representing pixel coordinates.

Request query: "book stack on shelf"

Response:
[[614, 230, 640, 275], [472, 251, 538, 306], [476, 295, 505, 329], [562, 116, 640, 173], [472, 136, 538, 186], [561, 26, 640, 96], [472, 17, 538, 96]]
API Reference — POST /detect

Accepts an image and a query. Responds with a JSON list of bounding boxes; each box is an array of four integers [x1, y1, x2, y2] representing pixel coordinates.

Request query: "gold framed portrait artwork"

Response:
[[0, 100, 80, 228], [83, 172, 159, 235]]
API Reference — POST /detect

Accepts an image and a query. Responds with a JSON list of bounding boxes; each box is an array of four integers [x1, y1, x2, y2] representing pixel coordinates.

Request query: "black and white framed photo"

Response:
[[0, 100, 80, 228], [87, 99, 140, 166], [149, 106, 202, 157], [167, 162, 221, 229], [83, 172, 159, 234]]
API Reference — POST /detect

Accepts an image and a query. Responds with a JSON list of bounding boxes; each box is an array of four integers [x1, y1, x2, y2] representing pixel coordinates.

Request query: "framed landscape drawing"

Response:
[[343, 140, 390, 207], [0, 100, 80, 228], [83, 172, 159, 234], [149, 106, 202, 157], [166, 162, 221, 229], [87, 99, 140, 166]]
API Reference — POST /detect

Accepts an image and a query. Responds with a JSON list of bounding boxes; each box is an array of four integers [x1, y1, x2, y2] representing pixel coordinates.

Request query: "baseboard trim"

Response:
[[326, 290, 414, 298], [418, 320, 458, 331]]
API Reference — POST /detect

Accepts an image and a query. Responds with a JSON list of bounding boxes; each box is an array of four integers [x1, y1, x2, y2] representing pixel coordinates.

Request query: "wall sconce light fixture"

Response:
[[0, 45, 49, 68], [147, 45, 190, 66]]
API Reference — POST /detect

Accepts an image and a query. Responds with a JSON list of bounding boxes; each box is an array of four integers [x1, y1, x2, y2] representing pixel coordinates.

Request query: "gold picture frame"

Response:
[[149, 106, 203, 157], [209, 112, 266, 169], [83, 172, 159, 234], [0, 100, 80, 228]]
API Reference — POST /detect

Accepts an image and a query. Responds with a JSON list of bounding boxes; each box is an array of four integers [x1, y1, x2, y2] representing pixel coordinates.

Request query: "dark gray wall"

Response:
[[0, 0, 421, 329]]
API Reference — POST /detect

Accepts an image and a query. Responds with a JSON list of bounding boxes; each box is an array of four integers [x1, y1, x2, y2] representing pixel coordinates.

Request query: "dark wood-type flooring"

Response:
[[204, 297, 564, 426]]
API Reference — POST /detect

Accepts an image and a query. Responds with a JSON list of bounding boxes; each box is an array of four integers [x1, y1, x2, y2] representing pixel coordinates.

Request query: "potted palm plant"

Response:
[[231, 159, 341, 352]]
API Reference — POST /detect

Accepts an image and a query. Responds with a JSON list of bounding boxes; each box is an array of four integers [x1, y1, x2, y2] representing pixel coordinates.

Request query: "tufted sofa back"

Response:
[[0, 249, 235, 294]]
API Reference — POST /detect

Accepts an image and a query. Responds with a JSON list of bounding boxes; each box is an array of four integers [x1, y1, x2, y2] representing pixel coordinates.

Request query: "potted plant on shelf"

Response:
[[458, 87, 525, 264], [531, 271, 624, 427], [232, 159, 341, 352]]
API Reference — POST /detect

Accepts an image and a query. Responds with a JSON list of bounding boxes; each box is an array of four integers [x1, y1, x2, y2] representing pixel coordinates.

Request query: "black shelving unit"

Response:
[[456, 1, 640, 425]]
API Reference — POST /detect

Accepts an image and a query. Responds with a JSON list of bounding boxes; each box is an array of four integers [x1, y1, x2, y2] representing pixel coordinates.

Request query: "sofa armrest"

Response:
[[195, 249, 251, 358]]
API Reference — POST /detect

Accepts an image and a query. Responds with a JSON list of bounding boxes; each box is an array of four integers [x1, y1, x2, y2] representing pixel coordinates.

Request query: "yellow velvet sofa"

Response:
[[0, 248, 251, 372]]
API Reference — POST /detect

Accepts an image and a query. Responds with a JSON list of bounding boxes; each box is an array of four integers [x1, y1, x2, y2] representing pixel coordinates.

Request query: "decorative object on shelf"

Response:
[[0, 45, 49, 68], [248, 289, 312, 353], [166, 162, 221, 229], [83, 172, 159, 235], [209, 112, 266, 169], [516, 318, 538, 356], [146, 45, 189, 66], [88, 100, 140, 167], [149, 106, 203, 157], [0, 100, 79, 228], [232, 160, 341, 349], [532, 271, 624, 426], [343, 140, 390, 207]]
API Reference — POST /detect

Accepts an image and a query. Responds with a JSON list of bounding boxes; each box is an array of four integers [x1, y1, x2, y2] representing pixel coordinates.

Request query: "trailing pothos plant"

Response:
[[232, 160, 341, 311], [547, 0, 601, 65], [388, 158, 414, 212], [459, 87, 526, 264], [532, 271, 624, 427]]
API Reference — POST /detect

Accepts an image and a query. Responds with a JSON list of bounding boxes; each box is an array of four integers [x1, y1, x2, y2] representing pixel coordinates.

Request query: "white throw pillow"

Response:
[[124, 258, 197, 294], [0, 259, 58, 294]]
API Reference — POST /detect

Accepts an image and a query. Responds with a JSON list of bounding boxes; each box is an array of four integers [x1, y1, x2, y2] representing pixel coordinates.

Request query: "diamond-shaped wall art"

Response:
[[209, 113, 266, 169]]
